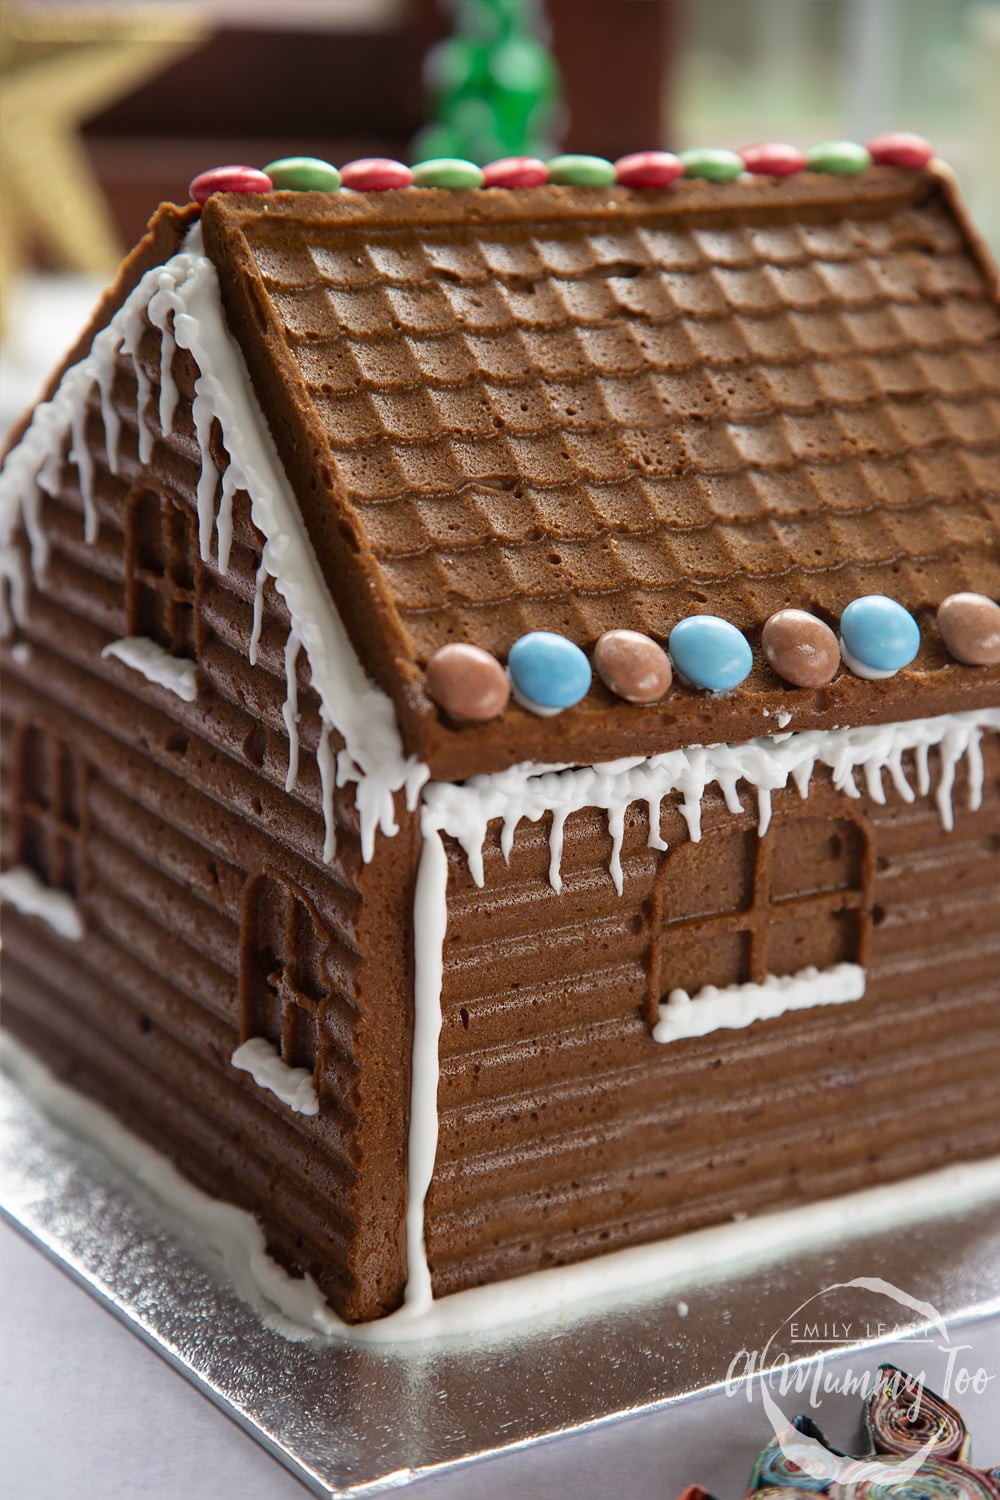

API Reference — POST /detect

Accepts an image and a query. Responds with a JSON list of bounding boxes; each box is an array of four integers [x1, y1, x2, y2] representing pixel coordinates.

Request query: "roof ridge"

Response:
[[204, 169, 935, 237]]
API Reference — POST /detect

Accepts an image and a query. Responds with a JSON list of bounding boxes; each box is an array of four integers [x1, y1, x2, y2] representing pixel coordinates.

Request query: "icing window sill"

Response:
[[231, 1038, 319, 1116], [653, 962, 866, 1046], [0, 865, 84, 941], [101, 637, 198, 702]]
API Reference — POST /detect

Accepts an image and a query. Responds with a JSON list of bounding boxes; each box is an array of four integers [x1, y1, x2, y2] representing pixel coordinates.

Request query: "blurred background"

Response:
[[3, 0, 999, 428]]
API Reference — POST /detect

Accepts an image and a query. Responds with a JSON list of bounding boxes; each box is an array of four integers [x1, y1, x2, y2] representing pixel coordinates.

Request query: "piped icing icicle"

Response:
[[422, 708, 1000, 896], [0, 224, 428, 862]]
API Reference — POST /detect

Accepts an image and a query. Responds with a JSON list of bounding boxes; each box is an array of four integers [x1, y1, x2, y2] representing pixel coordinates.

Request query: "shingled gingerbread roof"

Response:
[[195, 168, 1000, 778]]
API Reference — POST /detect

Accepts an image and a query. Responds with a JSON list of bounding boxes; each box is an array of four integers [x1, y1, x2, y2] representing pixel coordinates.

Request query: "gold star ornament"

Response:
[[0, 5, 207, 297]]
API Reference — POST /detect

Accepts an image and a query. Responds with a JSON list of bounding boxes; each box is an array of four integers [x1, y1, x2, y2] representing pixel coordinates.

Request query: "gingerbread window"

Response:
[[13, 725, 87, 897], [648, 811, 871, 1018], [125, 488, 197, 657], [239, 874, 331, 1073]]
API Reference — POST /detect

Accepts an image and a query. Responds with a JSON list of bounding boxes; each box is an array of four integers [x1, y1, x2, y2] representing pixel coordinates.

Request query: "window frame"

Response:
[[12, 722, 89, 899], [239, 872, 333, 1078], [124, 485, 199, 659], [645, 800, 873, 1024]]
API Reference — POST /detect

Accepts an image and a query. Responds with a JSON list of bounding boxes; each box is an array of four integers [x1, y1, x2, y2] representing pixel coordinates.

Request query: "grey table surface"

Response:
[[3, 1220, 999, 1500]]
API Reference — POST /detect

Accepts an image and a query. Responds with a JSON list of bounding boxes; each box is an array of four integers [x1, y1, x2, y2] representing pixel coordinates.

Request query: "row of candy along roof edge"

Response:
[[425, 593, 1000, 723], [188, 132, 935, 202]]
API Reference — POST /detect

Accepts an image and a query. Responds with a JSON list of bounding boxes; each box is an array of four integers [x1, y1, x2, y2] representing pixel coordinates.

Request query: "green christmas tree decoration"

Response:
[[416, 0, 561, 166]]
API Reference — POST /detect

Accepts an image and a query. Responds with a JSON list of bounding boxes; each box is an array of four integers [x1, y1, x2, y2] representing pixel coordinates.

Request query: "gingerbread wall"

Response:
[[0, 326, 416, 1321], [427, 748, 1000, 1298]]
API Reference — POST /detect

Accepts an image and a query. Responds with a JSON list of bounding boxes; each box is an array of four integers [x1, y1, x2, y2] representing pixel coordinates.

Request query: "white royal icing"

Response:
[[101, 636, 198, 702], [0, 225, 429, 862], [840, 639, 899, 681], [421, 708, 1000, 896], [401, 826, 449, 1319], [654, 962, 866, 1046], [6, 1033, 1000, 1345], [230, 1038, 318, 1117], [0, 866, 84, 941]]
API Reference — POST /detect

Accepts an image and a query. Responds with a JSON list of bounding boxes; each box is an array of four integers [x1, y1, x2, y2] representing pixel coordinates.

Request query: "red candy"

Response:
[[740, 142, 806, 177], [482, 156, 549, 188], [866, 131, 933, 169], [614, 151, 683, 188], [189, 165, 273, 204], [340, 157, 414, 192]]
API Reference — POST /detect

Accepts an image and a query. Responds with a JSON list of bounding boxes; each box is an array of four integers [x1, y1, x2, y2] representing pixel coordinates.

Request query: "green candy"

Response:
[[546, 153, 616, 187], [263, 156, 341, 192], [679, 147, 744, 182], [411, 157, 485, 189], [804, 140, 872, 174]]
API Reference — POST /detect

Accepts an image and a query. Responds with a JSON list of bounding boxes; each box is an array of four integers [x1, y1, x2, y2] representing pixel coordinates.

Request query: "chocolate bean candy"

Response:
[[840, 595, 919, 678], [594, 630, 673, 703], [546, 154, 616, 187], [263, 156, 341, 192], [761, 610, 840, 687], [340, 158, 414, 192], [937, 593, 1000, 666], [668, 616, 753, 692], [805, 140, 872, 174], [412, 157, 484, 189], [426, 644, 510, 721], [189, 165, 272, 203], [679, 148, 744, 182], [482, 156, 549, 188], [866, 131, 933, 169], [740, 142, 806, 177], [614, 151, 683, 189], [508, 631, 591, 714]]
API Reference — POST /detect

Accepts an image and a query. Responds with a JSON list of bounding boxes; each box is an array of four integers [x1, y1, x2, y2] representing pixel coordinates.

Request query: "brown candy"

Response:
[[425, 643, 510, 721], [594, 629, 672, 703], [761, 609, 840, 687], [937, 593, 1000, 666]]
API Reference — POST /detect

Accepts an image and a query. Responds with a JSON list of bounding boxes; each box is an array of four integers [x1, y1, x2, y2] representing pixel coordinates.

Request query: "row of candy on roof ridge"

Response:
[[425, 591, 1000, 723], [188, 131, 934, 204]]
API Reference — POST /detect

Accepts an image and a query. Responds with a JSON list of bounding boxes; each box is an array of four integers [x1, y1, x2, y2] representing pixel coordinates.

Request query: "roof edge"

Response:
[[2, 202, 199, 460]]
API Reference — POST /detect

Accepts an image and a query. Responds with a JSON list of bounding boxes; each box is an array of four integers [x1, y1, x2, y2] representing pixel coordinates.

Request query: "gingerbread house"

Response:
[[2, 156, 999, 1325]]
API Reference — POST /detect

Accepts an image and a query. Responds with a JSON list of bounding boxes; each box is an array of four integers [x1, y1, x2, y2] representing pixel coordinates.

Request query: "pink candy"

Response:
[[340, 158, 414, 192], [866, 131, 933, 169], [482, 156, 549, 188], [614, 151, 683, 188], [189, 165, 273, 204], [740, 143, 806, 177]]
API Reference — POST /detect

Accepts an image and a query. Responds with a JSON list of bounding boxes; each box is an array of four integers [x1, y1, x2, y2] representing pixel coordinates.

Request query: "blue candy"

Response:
[[840, 595, 919, 678], [668, 616, 753, 692], [508, 631, 591, 713]]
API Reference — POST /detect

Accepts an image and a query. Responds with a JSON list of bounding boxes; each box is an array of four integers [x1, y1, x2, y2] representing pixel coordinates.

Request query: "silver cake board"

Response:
[[3, 1056, 1000, 1499]]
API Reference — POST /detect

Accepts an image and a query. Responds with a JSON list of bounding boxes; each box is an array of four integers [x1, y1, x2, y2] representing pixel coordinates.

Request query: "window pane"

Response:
[[129, 489, 169, 574], [661, 929, 751, 997], [285, 1001, 318, 1073], [661, 828, 756, 922], [768, 907, 860, 977], [20, 726, 51, 808], [770, 817, 863, 900]]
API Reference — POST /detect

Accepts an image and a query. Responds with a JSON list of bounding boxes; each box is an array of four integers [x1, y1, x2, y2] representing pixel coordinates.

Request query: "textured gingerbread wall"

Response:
[[0, 327, 415, 1321], [426, 743, 1000, 1298]]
